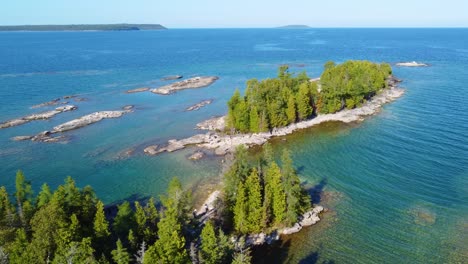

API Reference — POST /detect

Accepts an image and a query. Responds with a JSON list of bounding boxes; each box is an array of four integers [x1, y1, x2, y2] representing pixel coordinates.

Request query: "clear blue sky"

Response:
[[1, 0, 467, 28]]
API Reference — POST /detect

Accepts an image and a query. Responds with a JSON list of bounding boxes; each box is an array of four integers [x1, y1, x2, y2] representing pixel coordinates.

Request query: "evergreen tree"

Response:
[[199, 221, 223, 264], [143, 197, 158, 243], [15, 170, 33, 226], [0, 186, 14, 226], [36, 183, 52, 208], [249, 106, 260, 133], [113, 201, 136, 241], [267, 162, 286, 225], [145, 177, 190, 264], [286, 93, 297, 123], [245, 169, 263, 233], [134, 201, 147, 241], [296, 83, 313, 121], [232, 238, 251, 264], [111, 239, 130, 264], [233, 182, 247, 234], [281, 149, 304, 226], [94, 200, 110, 238]]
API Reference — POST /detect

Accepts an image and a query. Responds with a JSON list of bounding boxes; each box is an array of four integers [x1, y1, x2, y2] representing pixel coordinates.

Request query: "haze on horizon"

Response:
[[1, 0, 467, 28]]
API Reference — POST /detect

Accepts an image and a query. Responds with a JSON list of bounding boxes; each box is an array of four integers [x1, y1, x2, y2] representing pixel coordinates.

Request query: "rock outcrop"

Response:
[[396, 61, 429, 67], [186, 100, 213, 111], [151, 76, 219, 95], [126, 87, 149, 93], [19, 106, 133, 143], [196, 116, 226, 131], [1, 105, 77, 129], [188, 151, 205, 160]]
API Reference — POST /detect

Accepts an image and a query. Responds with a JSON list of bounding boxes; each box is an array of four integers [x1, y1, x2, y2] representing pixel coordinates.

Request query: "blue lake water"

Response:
[[0, 28, 467, 263]]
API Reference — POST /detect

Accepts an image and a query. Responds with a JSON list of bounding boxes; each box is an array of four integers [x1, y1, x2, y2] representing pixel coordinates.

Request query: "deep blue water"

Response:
[[0, 29, 467, 263]]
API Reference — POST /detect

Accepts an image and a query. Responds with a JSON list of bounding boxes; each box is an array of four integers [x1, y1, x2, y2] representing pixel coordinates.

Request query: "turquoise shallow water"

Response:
[[0, 29, 467, 263]]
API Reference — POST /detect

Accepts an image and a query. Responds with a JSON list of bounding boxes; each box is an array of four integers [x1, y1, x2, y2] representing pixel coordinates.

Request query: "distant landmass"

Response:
[[0, 24, 167, 31], [277, 25, 311, 29]]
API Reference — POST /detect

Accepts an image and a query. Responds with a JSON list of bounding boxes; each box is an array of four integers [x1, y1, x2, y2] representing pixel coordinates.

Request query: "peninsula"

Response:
[[0, 24, 166, 31]]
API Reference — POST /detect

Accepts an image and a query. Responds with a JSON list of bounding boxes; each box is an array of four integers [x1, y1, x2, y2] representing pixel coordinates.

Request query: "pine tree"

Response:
[[36, 183, 52, 208], [145, 205, 189, 263], [145, 178, 190, 264], [0, 186, 14, 225], [112, 239, 130, 264], [232, 238, 252, 264], [286, 93, 297, 123], [233, 182, 248, 234], [94, 200, 110, 238], [281, 149, 304, 226], [249, 106, 260, 133], [15, 170, 33, 226], [113, 201, 136, 240], [134, 201, 147, 241], [199, 221, 223, 264], [143, 197, 158, 243], [296, 83, 313, 121], [245, 169, 263, 233], [267, 162, 286, 225]]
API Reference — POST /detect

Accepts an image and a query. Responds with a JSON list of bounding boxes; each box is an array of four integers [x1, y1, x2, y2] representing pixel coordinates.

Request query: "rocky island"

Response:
[[185, 99, 213, 111], [0, 105, 77, 129], [150, 76, 219, 95], [15, 106, 134, 143], [144, 61, 404, 157]]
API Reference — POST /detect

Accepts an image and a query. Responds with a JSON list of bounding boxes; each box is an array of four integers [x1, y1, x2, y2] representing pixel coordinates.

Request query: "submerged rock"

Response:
[[396, 61, 429, 67], [185, 100, 213, 111], [151, 76, 219, 95], [31, 98, 61, 109], [11, 135, 33, 141], [143, 145, 160, 156], [161, 75, 183, 81], [126, 87, 150, 94], [1, 105, 77, 130], [188, 151, 205, 160]]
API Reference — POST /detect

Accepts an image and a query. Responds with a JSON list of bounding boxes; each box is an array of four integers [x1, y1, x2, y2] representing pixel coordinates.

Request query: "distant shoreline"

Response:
[[0, 23, 166, 31]]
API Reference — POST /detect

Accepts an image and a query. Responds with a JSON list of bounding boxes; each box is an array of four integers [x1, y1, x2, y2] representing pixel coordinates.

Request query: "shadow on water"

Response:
[[299, 251, 335, 264], [305, 178, 327, 204], [104, 193, 152, 218], [252, 240, 291, 264]]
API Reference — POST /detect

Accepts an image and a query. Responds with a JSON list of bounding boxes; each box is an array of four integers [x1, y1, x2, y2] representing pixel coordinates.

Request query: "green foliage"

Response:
[[232, 237, 252, 264], [36, 183, 52, 208], [111, 239, 130, 264], [227, 145, 311, 234], [199, 221, 232, 264], [113, 201, 136, 240], [145, 179, 190, 264], [226, 66, 316, 132], [227, 61, 392, 132], [94, 200, 110, 238], [318, 60, 392, 113]]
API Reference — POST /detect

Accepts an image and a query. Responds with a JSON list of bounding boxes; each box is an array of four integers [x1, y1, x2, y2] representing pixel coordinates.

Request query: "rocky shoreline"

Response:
[[1, 105, 77, 129], [14, 106, 134, 143], [194, 189, 324, 247], [151, 76, 219, 95], [144, 78, 404, 156], [185, 99, 213, 111]]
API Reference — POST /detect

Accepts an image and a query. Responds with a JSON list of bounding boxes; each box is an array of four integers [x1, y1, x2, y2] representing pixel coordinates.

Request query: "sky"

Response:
[[1, 0, 467, 28]]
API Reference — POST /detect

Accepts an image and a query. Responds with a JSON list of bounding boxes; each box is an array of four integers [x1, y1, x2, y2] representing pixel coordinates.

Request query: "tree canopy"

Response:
[[226, 61, 392, 133]]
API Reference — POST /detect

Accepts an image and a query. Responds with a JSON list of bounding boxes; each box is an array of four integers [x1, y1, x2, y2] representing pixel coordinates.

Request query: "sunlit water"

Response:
[[0, 29, 467, 263]]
